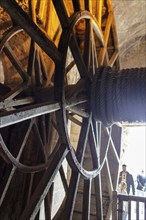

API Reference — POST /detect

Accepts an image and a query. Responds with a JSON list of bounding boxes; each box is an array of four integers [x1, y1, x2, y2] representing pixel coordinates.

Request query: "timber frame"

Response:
[[0, 0, 134, 219]]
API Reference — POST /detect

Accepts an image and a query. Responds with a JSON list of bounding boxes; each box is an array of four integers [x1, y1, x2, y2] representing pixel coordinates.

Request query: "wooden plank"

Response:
[[72, 0, 81, 11], [136, 201, 139, 220], [84, 0, 92, 12], [144, 201, 146, 220], [82, 179, 92, 220], [0, 102, 60, 128], [108, 50, 119, 67], [112, 191, 118, 220], [104, 159, 113, 219], [118, 198, 123, 220], [94, 175, 103, 220], [3, 45, 29, 81], [59, 165, 68, 194], [95, 0, 103, 27], [98, 12, 113, 65], [83, 20, 91, 70], [104, 158, 113, 196], [69, 32, 89, 78], [37, 0, 47, 21], [61, 171, 81, 220], [52, 0, 69, 28], [44, 184, 54, 220], [128, 200, 131, 220]]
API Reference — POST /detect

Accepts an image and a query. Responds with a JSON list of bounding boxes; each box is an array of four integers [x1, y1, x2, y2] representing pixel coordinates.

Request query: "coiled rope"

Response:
[[91, 66, 146, 127]]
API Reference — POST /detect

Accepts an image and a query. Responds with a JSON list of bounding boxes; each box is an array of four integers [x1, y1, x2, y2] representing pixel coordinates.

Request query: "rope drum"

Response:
[[91, 66, 146, 127]]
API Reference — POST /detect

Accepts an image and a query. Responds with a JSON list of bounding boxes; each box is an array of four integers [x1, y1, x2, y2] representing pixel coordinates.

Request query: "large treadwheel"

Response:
[[0, 1, 121, 220], [53, 1, 121, 219]]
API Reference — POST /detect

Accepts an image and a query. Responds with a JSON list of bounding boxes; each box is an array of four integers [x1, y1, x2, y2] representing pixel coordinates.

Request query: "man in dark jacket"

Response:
[[137, 170, 146, 192], [118, 164, 135, 195]]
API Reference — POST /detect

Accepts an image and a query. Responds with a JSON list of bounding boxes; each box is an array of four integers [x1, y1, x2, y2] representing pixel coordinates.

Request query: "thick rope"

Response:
[[91, 67, 146, 127]]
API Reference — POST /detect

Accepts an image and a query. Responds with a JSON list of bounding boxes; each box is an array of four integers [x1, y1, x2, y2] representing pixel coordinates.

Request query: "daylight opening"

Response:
[[121, 125, 146, 183]]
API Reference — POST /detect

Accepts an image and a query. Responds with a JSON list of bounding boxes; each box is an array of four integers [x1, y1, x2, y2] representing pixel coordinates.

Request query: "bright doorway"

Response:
[[121, 126, 146, 182]]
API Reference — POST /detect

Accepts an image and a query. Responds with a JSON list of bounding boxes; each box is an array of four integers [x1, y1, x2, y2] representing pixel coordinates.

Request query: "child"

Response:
[[118, 181, 128, 220]]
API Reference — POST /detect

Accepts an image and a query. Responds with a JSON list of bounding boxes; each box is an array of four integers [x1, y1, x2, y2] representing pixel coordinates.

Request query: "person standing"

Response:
[[118, 164, 135, 195], [136, 170, 146, 217], [136, 170, 146, 196]]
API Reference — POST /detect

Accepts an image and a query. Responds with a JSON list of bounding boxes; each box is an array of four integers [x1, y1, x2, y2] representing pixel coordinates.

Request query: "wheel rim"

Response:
[[54, 11, 113, 179]]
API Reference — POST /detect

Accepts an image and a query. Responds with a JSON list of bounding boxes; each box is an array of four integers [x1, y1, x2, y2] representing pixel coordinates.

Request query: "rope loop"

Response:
[[91, 66, 146, 127]]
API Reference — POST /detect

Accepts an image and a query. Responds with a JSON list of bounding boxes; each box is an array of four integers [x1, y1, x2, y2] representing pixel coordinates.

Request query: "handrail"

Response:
[[112, 190, 146, 220]]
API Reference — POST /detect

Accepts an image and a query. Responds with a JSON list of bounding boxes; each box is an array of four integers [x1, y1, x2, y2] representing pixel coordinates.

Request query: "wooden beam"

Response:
[[0, 102, 60, 128]]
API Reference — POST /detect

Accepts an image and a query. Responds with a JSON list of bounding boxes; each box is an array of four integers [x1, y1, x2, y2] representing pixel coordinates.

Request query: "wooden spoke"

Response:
[[72, 0, 81, 12], [96, 0, 103, 27], [3, 43, 29, 81], [61, 171, 81, 220], [84, 0, 92, 12], [98, 11, 113, 65], [52, 0, 70, 28]]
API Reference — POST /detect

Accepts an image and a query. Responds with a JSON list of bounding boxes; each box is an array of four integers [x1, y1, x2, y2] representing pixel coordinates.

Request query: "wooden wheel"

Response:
[[0, 2, 65, 218], [0, 1, 121, 220], [52, 1, 121, 219], [0, 25, 60, 172]]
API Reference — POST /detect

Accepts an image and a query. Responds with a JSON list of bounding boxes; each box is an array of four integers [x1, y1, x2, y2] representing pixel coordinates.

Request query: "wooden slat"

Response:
[[82, 179, 92, 220], [104, 158, 113, 196], [59, 165, 68, 193], [144, 201, 146, 219], [37, 0, 46, 21], [89, 121, 103, 219], [128, 200, 131, 220], [69, 32, 89, 78], [108, 50, 119, 67], [72, 0, 81, 11], [32, 122, 47, 161], [84, 0, 92, 12], [96, 0, 103, 27], [30, 0, 37, 23], [52, 0, 69, 28], [112, 191, 118, 220], [83, 20, 91, 70], [0, 102, 60, 128], [98, 12, 113, 65], [94, 175, 103, 220], [104, 159, 114, 219], [136, 201, 139, 219], [3, 45, 29, 81], [44, 184, 54, 220], [61, 172, 81, 220], [118, 198, 123, 220]]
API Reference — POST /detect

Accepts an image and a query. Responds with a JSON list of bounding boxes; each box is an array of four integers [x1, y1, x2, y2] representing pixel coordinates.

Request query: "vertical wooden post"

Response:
[[112, 190, 118, 220], [96, 0, 103, 27], [118, 197, 123, 220]]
